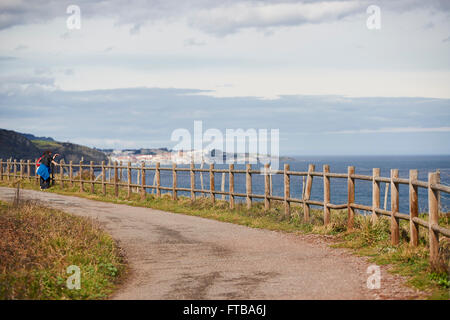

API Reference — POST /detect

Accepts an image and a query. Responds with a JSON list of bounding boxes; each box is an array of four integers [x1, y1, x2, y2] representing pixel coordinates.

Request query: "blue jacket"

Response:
[[37, 163, 50, 180]]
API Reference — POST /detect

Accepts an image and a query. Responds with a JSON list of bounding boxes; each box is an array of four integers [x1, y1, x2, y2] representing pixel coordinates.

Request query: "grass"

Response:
[[0, 195, 126, 299], [31, 139, 62, 150], [0, 176, 448, 299]]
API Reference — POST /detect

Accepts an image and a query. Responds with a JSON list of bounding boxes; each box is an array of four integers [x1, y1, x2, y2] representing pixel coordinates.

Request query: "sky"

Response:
[[0, 0, 449, 155]]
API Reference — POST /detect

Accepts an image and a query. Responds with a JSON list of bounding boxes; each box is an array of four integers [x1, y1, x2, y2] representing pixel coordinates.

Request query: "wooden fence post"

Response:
[[108, 160, 111, 183], [140, 162, 145, 200], [384, 183, 389, 210], [284, 164, 290, 218], [13, 159, 17, 179], [372, 168, 380, 223], [428, 172, 440, 266], [246, 164, 252, 209], [136, 168, 140, 193], [221, 172, 226, 201], [229, 164, 234, 209], [210, 163, 215, 204], [60, 160, 64, 189], [323, 164, 330, 225], [19, 160, 23, 179], [172, 163, 177, 200], [190, 162, 195, 202], [34, 159, 38, 185], [69, 161, 73, 187], [347, 166, 355, 230], [6, 159, 10, 181], [127, 162, 131, 199], [27, 160, 31, 181], [409, 169, 419, 246], [101, 161, 106, 195], [264, 163, 270, 211], [114, 161, 119, 197], [303, 164, 315, 222], [90, 161, 94, 193], [0, 159, 3, 181], [119, 161, 123, 182], [156, 162, 161, 198], [200, 161, 205, 197], [79, 160, 83, 192], [390, 169, 400, 245]]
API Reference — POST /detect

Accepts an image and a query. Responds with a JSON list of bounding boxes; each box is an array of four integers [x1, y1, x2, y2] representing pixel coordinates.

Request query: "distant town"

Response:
[[100, 148, 290, 165]]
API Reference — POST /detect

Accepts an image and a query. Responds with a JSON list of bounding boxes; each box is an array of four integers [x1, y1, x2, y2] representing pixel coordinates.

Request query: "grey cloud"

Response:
[[1, 0, 449, 35]]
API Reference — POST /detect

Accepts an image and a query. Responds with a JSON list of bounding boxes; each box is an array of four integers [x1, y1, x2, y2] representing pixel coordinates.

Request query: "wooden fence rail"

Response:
[[0, 159, 449, 265]]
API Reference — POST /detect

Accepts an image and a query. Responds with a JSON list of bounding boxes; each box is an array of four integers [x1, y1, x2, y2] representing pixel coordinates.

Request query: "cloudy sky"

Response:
[[0, 0, 449, 155]]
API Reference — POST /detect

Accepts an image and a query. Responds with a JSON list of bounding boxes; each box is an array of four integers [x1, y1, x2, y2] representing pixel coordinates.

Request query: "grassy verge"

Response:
[[0, 197, 126, 299], [0, 177, 448, 299]]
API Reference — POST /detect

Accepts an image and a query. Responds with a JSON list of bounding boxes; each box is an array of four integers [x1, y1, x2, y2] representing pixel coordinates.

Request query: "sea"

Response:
[[117, 155, 450, 214]]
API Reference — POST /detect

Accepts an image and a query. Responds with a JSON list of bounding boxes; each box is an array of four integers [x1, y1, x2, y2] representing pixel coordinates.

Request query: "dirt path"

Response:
[[0, 187, 424, 299]]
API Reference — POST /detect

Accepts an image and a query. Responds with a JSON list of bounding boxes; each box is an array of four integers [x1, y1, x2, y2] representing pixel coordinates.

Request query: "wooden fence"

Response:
[[0, 158, 449, 265]]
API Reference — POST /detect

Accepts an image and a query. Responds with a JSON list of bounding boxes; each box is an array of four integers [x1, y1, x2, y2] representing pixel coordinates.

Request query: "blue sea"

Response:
[[118, 155, 450, 214]]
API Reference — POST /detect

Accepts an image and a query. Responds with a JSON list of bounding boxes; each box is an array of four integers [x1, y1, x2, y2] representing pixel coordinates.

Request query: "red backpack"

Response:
[[36, 156, 43, 168]]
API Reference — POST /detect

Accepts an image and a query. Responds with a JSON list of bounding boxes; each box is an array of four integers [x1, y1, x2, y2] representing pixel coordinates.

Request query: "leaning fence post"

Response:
[[210, 163, 215, 204], [347, 166, 355, 230], [323, 164, 330, 225], [190, 161, 195, 202], [303, 164, 315, 222], [284, 164, 290, 218], [264, 163, 270, 211], [79, 160, 83, 192], [246, 164, 252, 209], [127, 161, 131, 199], [390, 169, 400, 245], [172, 163, 177, 200], [140, 162, 146, 200], [409, 169, 419, 247], [372, 168, 380, 223], [101, 161, 106, 195], [229, 164, 234, 209], [156, 162, 161, 198], [114, 161, 119, 197], [90, 161, 94, 193], [428, 172, 440, 266]]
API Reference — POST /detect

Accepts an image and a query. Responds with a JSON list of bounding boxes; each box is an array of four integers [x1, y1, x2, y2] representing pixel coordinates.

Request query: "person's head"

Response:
[[43, 150, 52, 156]]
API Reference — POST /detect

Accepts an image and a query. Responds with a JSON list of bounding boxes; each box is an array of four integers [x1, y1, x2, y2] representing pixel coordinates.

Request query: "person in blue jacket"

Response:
[[37, 150, 59, 190]]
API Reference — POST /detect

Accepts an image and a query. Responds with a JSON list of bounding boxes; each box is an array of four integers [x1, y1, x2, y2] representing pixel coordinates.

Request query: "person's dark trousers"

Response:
[[40, 177, 50, 189]]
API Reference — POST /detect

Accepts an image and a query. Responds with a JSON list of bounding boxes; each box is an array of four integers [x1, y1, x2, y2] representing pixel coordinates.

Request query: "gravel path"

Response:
[[0, 187, 424, 300]]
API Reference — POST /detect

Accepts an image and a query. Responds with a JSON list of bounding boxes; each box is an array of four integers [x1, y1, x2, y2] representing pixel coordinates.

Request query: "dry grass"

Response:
[[0, 199, 126, 300]]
